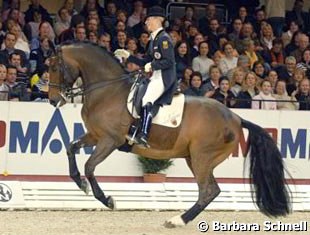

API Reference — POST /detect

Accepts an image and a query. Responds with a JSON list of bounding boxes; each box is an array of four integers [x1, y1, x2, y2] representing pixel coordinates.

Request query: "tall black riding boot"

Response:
[[136, 102, 153, 148]]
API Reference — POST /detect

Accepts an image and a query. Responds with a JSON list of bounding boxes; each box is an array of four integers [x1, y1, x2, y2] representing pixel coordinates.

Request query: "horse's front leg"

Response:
[[67, 132, 97, 194], [84, 136, 117, 209]]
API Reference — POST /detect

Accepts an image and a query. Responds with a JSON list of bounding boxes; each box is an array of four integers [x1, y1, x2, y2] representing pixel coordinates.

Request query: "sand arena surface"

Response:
[[0, 210, 309, 235]]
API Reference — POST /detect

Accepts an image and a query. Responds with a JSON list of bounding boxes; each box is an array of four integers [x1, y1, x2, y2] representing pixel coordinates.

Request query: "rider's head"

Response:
[[145, 6, 166, 33]]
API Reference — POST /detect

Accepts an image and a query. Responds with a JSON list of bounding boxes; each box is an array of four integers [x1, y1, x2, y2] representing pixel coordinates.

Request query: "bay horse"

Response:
[[48, 42, 291, 227]]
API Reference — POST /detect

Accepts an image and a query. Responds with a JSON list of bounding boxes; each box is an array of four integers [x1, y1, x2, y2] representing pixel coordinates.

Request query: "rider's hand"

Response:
[[114, 49, 130, 59], [144, 62, 152, 73]]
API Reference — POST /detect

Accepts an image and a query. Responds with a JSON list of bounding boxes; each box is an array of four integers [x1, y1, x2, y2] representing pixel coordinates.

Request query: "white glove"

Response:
[[114, 49, 130, 59], [144, 62, 152, 73]]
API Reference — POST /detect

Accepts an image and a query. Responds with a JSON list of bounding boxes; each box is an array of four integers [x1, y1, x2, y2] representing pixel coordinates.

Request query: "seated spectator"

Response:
[[282, 20, 300, 48], [54, 7, 71, 37], [290, 33, 309, 63], [219, 42, 238, 76], [297, 48, 310, 78], [63, 0, 78, 17], [3, 7, 25, 28], [168, 30, 181, 47], [228, 18, 243, 44], [230, 67, 245, 97], [206, 18, 221, 55], [243, 38, 262, 69], [24, 9, 43, 41], [260, 24, 275, 51], [9, 52, 29, 86], [198, 4, 218, 36], [286, 0, 310, 33], [112, 20, 133, 39], [98, 32, 111, 51], [59, 15, 85, 43], [294, 78, 310, 110], [29, 36, 55, 74], [192, 41, 214, 82], [0, 32, 28, 68], [180, 6, 197, 27], [24, 0, 52, 24], [30, 64, 49, 102], [287, 68, 306, 95], [266, 70, 279, 92], [112, 30, 127, 51], [175, 40, 192, 80], [9, 23, 30, 57], [262, 38, 285, 69], [236, 55, 251, 73], [214, 35, 239, 60], [75, 27, 87, 42], [179, 67, 193, 93], [102, 1, 118, 34], [0, 64, 9, 101], [127, 0, 144, 28], [273, 80, 299, 110], [5, 65, 29, 101], [237, 6, 254, 24], [131, 9, 147, 40], [30, 21, 55, 51], [184, 71, 206, 97], [252, 80, 277, 110], [253, 61, 267, 79], [126, 37, 139, 56], [211, 76, 236, 107], [88, 31, 98, 43], [80, 0, 105, 22], [2, 0, 25, 27], [203, 65, 222, 97], [276, 56, 297, 84], [235, 72, 260, 108], [285, 31, 301, 56]]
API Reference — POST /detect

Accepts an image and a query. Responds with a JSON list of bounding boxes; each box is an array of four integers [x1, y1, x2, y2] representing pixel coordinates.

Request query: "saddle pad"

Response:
[[127, 89, 185, 128]]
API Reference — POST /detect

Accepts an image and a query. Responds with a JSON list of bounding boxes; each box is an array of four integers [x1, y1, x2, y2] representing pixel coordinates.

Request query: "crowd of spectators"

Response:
[[0, 0, 310, 110]]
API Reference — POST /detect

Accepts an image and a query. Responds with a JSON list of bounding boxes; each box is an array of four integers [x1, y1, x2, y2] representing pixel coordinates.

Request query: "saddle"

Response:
[[127, 75, 185, 128]]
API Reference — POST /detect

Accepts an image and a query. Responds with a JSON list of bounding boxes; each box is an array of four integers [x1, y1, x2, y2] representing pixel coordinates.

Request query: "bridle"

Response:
[[49, 46, 135, 99]]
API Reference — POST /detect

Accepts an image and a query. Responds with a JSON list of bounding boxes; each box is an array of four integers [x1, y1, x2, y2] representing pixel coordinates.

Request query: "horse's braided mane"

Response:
[[59, 40, 127, 70]]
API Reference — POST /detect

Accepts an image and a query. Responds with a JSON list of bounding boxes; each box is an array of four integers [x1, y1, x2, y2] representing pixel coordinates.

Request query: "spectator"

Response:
[[168, 30, 181, 47], [253, 8, 266, 35], [230, 67, 245, 97], [54, 7, 71, 37], [132, 9, 147, 39], [58, 14, 85, 43], [127, 0, 144, 28], [30, 64, 49, 102], [282, 20, 300, 47], [286, 0, 310, 34], [253, 61, 267, 79], [174, 40, 192, 80], [98, 32, 112, 52], [80, 0, 105, 21], [190, 33, 204, 58], [5, 65, 29, 101], [290, 33, 309, 63], [192, 41, 214, 82], [88, 31, 98, 43], [264, 0, 286, 37], [243, 38, 262, 69], [198, 4, 217, 36], [75, 27, 87, 42], [9, 23, 30, 57], [180, 6, 197, 27], [219, 42, 238, 76], [236, 54, 251, 73], [24, 0, 52, 24], [112, 30, 127, 51], [63, 0, 78, 17], [252, 80, 277, 110], [116, 9, 128, 24], [211, 76, 236, 107], [203, 65, 222, 97], [184, 71, 205, 97], [287, 67, 306, 95], [228, 18, 243, 44], [113, 20, 133, 38], [4, 7, 25, 28], [266, 70, 279, 91], [276, 56, 297, 84], [273, 80, 299, 110], [260, 23, 275, 51], [179, 67, 193, 93], [297, 48, 310, 77], [294, 78, 310, 110], [237, 6, 253, 24], [214, 35, 238, 60], [29, 36, 55, 74], [262, 38, 285, 69], [126, 37, 139, 56], [206, 18, 221, 54], [24, 9, 42, 41], [137, 31, 149, 54], [102, 0, 118, 34], [0, 64, 9, 101], [30, 21, 55, 51], [9, 52, 29, 86], [285, 31, 301, 56], [235, 71, 259, 108], [2, 0, 25, 27]]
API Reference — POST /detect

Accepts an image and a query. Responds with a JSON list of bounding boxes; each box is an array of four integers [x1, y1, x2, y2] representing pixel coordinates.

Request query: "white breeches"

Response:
[[142, 70, 165, 106]]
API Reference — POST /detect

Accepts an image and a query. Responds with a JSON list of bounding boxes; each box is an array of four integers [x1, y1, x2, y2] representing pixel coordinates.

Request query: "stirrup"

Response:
[[136, 135, 150, 149], [125, 134, 139, 145]]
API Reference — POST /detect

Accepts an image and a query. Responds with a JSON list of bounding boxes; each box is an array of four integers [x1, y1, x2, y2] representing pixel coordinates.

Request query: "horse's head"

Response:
[[48, 47, 80, 107]]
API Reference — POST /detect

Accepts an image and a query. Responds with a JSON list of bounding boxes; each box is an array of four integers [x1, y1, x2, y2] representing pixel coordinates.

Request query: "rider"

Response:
[[114, 6, 177, 148]]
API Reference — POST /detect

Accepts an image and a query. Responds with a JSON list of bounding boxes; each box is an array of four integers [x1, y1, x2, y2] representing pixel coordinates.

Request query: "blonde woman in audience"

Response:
[[8, 23, 30, 56], [230, 67, 245, 97], [260, 24, 275, 50], [273, 80, 299, 110], [234, 72, 260, 108], [252, 80, 277, 110]]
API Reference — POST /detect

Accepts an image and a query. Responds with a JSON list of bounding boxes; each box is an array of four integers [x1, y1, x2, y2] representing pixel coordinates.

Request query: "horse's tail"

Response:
[[241, 118, 291, 217]]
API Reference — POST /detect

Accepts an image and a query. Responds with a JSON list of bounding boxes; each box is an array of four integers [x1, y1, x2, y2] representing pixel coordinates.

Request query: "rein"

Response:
[[50, 46, 137, 99]]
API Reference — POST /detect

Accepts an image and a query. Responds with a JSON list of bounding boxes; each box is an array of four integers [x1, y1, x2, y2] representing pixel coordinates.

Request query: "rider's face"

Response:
[[145, 16, 163, 33]]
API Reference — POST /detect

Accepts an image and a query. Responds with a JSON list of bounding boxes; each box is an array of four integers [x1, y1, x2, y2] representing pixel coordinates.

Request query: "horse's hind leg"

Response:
[[67, 133, 96, 193], [84, 137, 117, 209]]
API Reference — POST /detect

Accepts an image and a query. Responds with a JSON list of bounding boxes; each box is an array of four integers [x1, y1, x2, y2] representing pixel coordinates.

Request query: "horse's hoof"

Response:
[[164, 215, 185, 228], [80, 179, 90, 195], [106, 196, 115, 210]]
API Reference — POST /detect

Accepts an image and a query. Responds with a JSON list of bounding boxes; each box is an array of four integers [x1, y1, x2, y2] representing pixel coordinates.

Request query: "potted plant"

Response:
[[137, 156, 173, 183]]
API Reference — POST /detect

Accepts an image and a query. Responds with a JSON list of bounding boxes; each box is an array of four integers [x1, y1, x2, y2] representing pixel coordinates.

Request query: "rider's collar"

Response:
[[151, 27, 163, 40]]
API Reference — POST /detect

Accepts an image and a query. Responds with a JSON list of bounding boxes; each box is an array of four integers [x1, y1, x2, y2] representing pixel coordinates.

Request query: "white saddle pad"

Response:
[[127, 88, 185, 128]]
